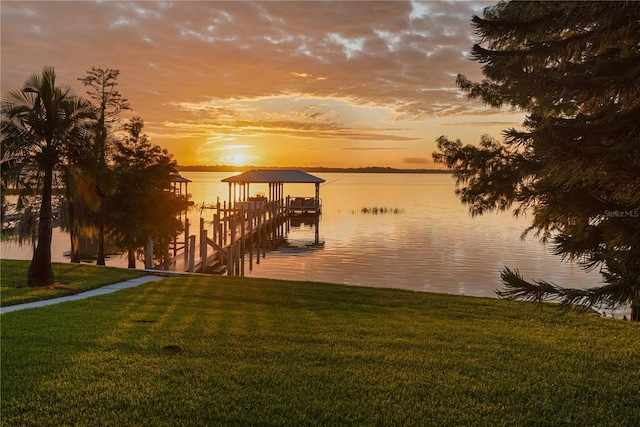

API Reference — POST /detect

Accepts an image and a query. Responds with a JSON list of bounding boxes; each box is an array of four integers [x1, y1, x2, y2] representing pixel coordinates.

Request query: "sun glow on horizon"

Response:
[[226, 152, 250, 166], [216, 144, 255, 166]]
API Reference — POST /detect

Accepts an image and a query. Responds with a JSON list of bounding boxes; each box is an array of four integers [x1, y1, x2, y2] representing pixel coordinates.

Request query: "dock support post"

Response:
[[227, 244, 233, 276], [229, 217, 236, 276], [213, 214, 219, 246], [199, 216, 206, 265], [223, 201, 228, 240], [173, 233, 177, 257], [184, 218, 190, 262], [201, 229, 208, 268], [230, 217, 235, 248], [236, 243, 241, 275], [188, 235, 196, 273], [256, 207, 261, 264], [215, 200, 222, 246], [240, 206, 245, 276], [262, 206, 267, 258], [248, 209, 254, 271]]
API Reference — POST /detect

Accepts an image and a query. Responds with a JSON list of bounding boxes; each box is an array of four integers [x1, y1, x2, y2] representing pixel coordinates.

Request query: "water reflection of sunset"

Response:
[[2, 171, 614, 313]]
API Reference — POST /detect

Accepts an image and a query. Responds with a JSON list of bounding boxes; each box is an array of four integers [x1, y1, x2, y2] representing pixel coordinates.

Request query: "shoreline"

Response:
[[176, 165, 452, 174], [0, 259, 631, 319]]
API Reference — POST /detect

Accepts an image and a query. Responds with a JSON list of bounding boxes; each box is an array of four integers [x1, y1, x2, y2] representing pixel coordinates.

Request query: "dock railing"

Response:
[[153, 194, 319, 275], [287, 196, 322, 214]]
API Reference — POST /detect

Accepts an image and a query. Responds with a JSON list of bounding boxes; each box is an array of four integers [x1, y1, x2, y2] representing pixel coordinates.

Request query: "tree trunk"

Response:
[[28, 163, 55, 287], [70, 231, 80, 263], [1, 192, 6, 232], [68, 201, 80, 263], [97, 220, 106, 265], [127, 248, 136, 269], [95, 117, 108, 267], [631, 290, 640, 322]]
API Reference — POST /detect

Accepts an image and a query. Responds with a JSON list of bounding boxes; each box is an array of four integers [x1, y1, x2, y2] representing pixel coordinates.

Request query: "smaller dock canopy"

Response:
[[170, 174, 192, 197], [221, 169, 325, 206]]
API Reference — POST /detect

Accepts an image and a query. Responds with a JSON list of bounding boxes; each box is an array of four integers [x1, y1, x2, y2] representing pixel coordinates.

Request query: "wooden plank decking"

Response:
[[161, 197, 310, 276]]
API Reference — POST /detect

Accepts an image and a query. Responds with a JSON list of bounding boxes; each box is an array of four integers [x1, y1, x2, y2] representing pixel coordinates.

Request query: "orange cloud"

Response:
[[2, 0, 517, 167]]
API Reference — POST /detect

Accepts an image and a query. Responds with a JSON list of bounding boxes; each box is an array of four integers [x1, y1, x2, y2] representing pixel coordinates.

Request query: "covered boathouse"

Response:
[[221, 169, 325, 215]]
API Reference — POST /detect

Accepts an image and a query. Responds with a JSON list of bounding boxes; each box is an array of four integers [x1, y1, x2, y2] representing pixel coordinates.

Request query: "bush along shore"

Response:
[[1, 261, 639, 426]]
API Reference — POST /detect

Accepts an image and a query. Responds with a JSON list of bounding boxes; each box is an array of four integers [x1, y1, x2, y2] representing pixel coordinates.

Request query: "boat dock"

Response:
[[152, 170, 325, 276]]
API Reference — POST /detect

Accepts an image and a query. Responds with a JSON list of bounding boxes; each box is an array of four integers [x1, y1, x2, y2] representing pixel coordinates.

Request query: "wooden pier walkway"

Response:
[[159, 196, 316, 276], [144, 169, 325, 276]]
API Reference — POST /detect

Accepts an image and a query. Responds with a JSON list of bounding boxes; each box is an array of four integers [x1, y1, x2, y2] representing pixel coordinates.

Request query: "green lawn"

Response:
[[0, 259, 145, 306], [1, 263, 639, 426]]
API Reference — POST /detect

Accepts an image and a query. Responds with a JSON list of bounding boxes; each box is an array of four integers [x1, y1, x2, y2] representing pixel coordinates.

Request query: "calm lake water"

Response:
[[2, 171, 606, 305]]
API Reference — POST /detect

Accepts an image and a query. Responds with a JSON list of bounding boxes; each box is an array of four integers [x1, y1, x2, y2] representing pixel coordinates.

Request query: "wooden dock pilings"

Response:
[[159, 196, 302, 276], [147, 169, 325, 275]]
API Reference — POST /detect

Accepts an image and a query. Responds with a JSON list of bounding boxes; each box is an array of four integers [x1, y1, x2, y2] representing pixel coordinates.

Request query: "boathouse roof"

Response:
[[221, 169, 325, 184], [170, 174, 192, 183]]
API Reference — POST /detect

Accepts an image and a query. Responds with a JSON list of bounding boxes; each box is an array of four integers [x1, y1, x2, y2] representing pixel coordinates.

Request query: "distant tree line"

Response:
[[177, 165, 452, 174], [434, 1, 640, 320], [1, 66, 189, 286]]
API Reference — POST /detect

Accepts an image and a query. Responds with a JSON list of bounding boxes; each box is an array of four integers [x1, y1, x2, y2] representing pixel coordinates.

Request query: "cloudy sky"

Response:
[[1, 0, 524, 168]]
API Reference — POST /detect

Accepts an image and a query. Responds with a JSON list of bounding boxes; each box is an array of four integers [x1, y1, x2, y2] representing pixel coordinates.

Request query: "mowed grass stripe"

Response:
[[2, 271, 639, 426]]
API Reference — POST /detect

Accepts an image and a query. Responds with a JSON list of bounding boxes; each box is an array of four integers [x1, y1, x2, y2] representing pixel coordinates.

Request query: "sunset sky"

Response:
[[1, 1, 525, 168]]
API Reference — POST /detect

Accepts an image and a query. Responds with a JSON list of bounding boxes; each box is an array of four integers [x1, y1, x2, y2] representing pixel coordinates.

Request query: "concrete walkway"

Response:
[[0, 275, 165, 314]]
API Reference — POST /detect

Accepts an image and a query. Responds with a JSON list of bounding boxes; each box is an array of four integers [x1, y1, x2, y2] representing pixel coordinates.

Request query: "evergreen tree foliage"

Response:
[[106, 117, 189, 268], [78, 68, 130, 265], [433, 1, 640, 319]]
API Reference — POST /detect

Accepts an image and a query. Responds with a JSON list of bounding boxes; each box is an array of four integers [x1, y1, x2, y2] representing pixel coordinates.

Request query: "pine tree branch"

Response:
[[497, 266, 639, 313]]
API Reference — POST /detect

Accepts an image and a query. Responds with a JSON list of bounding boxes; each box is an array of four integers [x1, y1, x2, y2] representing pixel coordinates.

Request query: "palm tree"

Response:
[[1, 66, 95, 286]]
